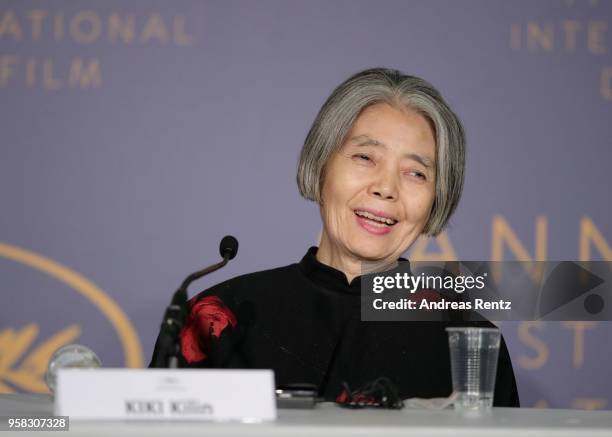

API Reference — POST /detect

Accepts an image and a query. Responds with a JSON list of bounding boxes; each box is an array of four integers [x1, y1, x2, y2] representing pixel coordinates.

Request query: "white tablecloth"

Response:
[[1, 394, 611, 436]]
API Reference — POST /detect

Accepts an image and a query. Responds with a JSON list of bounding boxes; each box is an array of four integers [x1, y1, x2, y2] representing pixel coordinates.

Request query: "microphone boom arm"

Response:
[[150, 236, 238, 369]]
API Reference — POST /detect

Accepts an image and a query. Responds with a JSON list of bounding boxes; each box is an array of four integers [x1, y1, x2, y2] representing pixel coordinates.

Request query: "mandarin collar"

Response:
[[298, 246, 408, 295]]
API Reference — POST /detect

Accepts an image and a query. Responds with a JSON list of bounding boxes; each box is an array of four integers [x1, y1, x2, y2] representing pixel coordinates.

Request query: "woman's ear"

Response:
[[317, 187, 325, 207]]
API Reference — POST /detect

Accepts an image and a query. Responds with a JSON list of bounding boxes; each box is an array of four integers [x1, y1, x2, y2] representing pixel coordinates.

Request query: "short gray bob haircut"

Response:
[[296, 67, 465, 236]]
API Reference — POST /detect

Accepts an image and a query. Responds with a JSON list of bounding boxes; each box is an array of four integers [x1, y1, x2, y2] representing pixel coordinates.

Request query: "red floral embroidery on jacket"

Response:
[[180, 295, 237, 363]]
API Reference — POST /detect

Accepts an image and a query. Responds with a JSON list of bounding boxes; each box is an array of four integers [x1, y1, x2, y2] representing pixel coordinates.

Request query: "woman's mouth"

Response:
[[354, 210, 397, 235]]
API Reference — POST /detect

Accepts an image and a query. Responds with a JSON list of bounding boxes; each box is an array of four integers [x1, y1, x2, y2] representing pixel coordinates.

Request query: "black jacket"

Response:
[[150, 247, 520, 407]]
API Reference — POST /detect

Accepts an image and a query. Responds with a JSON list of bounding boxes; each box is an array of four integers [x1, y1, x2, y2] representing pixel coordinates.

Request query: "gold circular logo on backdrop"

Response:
[[0, 242, 143, 372]]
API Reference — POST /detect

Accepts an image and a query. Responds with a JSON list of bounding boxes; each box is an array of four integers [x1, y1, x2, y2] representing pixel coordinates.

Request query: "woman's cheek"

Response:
[[404, 194, 432, 223]]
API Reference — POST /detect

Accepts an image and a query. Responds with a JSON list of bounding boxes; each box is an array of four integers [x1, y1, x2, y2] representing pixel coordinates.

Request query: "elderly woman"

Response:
[[151, 68, 520, 407]]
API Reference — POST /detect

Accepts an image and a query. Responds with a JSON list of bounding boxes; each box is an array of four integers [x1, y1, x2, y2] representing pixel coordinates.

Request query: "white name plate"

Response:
[[55, 368, 277, 421]]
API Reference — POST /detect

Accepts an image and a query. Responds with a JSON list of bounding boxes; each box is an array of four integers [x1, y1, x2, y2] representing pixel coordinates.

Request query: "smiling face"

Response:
[[317, 103, 436, 273]]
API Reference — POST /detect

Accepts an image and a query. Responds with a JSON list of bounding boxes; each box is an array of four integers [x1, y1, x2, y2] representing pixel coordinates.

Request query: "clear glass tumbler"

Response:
[[44, 344, 102, 394], [446, 327, 501, 410]]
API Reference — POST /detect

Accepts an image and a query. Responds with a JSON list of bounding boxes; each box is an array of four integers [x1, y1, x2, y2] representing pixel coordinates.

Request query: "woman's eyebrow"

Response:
[[349, 134, 381, 147], [349, 135, 435, 169], [406, 153, 434, 169]]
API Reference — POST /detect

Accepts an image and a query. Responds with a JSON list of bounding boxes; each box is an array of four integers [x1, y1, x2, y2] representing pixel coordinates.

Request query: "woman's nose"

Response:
[[368, 171, 398, 200]]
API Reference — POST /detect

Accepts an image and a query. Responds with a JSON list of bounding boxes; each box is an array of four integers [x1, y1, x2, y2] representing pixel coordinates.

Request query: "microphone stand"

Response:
[[151, 237, 237, 369]]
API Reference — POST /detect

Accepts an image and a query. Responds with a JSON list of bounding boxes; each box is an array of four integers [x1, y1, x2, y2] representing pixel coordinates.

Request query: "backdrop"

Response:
[[1, 0, 611, 409]]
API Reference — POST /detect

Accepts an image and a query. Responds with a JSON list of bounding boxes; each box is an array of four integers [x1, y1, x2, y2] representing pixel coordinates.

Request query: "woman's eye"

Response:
[[353, 154, 372, 162], [407, 170, 427, 181]]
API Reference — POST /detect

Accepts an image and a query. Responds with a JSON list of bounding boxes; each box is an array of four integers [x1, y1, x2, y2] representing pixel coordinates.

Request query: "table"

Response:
[[1, 394, 612, 436]]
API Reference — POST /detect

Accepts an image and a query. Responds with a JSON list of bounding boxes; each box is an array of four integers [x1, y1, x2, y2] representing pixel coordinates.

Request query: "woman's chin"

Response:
[[349, 243, 396, 264]]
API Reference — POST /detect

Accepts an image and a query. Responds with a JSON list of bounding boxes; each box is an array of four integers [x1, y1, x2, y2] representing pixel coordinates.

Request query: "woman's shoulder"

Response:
[[188, 261, 303, 304], [177, 261, 306, 366]]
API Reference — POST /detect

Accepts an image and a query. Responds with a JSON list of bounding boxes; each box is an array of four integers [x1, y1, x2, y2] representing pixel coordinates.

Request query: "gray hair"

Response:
[[296, 67, 465, 236]]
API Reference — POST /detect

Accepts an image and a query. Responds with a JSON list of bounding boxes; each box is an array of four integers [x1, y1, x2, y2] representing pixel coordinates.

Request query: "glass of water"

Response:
[[44, 344, 102, 394], [446, 327, 501, 410]]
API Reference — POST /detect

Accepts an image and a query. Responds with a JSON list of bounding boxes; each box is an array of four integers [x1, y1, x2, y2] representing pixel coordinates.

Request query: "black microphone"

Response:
[[177, 235, 239, 294], [150, 235, 239, 369], [220, 235, 238, 260]]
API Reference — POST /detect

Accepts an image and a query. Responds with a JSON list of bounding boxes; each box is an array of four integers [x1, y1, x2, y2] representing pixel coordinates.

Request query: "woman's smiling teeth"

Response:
[[354, 210, 398, 226]]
